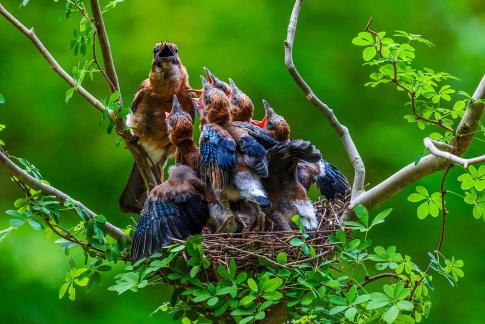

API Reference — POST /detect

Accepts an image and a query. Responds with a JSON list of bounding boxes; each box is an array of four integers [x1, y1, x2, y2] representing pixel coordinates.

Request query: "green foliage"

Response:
[[407, 186, 442, 219], [103, 206, 438, 323]]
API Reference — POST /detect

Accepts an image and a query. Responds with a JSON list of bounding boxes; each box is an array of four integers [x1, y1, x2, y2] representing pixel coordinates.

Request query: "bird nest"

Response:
[[182, 197, 349, 271]]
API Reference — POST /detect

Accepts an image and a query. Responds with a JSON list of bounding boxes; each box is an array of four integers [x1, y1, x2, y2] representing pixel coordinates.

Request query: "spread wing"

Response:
[[239, 135, 269, 178], [131, 194, 209, 260], [199, 125, 236, 188], [315, 160, 350, 200], [231, 121, 278, 149]]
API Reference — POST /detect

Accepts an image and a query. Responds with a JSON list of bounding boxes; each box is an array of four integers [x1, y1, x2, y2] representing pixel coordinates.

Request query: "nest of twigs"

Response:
[[194, 196, 350, 271]]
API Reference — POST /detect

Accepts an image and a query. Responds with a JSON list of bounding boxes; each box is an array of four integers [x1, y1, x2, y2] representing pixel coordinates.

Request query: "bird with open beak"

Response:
[[165, 95, 223, 232], [198, 75, 271, 231], [228, 78, 255, 123], [120, 42, 196, 213], [131, 165, 209, 260], [258, 100, 350, 201]]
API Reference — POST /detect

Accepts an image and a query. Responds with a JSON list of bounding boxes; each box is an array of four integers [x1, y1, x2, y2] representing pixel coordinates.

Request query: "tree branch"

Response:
[[88, 0, 157, 190], [0, 149, 128, 241], [284, 0, 366, 199], [89, 0, 121, 97], [424, 138, 485, 168], [0, 3, 158, 191], [349, 74, 485, 212], [0, 3, 113, 117]]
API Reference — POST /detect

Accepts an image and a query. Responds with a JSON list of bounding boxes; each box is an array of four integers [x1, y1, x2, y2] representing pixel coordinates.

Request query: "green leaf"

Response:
[[239, 316, 255, 324], [28, 219, 42, 231], [59, 282, 70, 299], [353, 204, 369, 226], [397, 300, 414, 311], [239, 295, 256, 306], [363, 46, 377, 61], [417, 203, 429, 219], [262, 278, 282, 292], [383, 305, 400, 323], [276, 252, 287, 265], [190, 266, 200, 278], [247, 278, 258, 293], [9, 219, 25, 227], [329, 305, 347, 315], [371, 208, 392, 227], [407, 193, 426, 202], [262, 291, 283, 301], [109, 91, 121, 103], [344, 306, 357, 321], [352, 32, 374, 46], [0, 93, 5, 104], [207, 296, 219, 307], [289, 237, 303, 247]]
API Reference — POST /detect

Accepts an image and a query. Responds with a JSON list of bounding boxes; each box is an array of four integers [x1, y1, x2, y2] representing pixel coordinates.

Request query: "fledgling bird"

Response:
[[198, 76, 271, 231], [120, 41, 195, 214], [165, 95, 223, 231], [228, 78, 254, 123], [131, 165, 209, 260], [264, 140, 322, 230], [166, 95, 199, 171], [259, 100, 350, 200]]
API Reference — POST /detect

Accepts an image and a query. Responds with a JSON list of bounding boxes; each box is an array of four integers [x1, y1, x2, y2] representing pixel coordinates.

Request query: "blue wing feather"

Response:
[[131, 194, 209, 260], [200, 125, 236, 170], [231, 121, 278, 149], [315, 160, 350, 200], [239, 135, 269, 178]]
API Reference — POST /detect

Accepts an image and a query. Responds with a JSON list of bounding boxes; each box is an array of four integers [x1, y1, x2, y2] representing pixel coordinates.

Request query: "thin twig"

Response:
[[424, 138, 485, 168], [89, 0, 121, 97], [0, 4, 113, 117], [349, 75, 485, 213], [0, 150, 128, 241], [284, 0, 366, 199], [359, 272, 400, 287], [366, 19, 454, 133]]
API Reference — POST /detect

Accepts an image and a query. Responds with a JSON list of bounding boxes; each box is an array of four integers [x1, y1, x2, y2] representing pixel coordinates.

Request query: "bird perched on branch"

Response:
[[131, 165, 209, 260], [198, 75, 271, 231], [120, 42, 195, 213], [258, 100, 350, 200]]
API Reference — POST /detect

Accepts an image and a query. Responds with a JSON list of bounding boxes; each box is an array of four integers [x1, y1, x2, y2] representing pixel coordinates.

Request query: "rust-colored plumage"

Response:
[[120, 42, 195, 213], [228, 78, 254, 123]]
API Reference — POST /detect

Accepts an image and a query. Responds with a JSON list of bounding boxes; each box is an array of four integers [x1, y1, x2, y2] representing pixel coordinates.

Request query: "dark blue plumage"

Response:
[[239, 135, 269, 178], [200, 124, 236, 171], [131, 166, 209, 260], [315, 160, 350, 200], [231, 121, 278, 149]]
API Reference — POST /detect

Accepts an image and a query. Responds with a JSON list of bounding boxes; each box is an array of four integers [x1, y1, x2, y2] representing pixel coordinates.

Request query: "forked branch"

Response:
[[350, 74, 485, 211], [0, 3, 158, 191], [285, 0, 366, 199], [424, 138, 485, 168]]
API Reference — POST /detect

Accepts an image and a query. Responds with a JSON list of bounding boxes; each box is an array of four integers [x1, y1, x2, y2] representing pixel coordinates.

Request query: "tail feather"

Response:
[[119, 163, 147, 214], [315, 160, 350, 200]]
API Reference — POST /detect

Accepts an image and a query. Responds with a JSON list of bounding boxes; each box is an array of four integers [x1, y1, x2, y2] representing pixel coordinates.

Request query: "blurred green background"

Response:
[[0, 0, 484, 323]]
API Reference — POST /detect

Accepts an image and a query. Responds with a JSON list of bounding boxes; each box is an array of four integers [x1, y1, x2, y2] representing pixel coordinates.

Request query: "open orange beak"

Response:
[[252, 115, 268, 128], [189, 88, 203, 95]]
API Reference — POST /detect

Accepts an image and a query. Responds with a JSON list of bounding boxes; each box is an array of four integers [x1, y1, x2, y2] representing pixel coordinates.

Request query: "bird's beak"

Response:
[[253, 115, 268, 128], [203, 67, 215, 85], [262, 99, 275, 117], [189, 88, 203, 95]]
